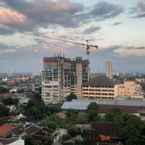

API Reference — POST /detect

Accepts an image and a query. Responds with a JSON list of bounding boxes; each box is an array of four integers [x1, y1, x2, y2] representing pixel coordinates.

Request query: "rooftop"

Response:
[[0, 125, 16, 138], [83, 76, 117, 87], [62, 99, 145, 112]]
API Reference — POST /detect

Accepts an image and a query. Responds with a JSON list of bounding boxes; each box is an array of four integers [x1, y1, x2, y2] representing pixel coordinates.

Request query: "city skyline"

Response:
[[0, 0, 145, 73]]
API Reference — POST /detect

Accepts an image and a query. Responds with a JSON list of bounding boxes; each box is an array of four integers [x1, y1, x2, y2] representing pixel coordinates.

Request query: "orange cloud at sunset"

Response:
[[0, 7, 26, 25]]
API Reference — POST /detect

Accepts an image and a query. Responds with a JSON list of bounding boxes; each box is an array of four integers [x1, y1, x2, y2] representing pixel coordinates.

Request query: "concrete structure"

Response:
[[114, 80, 144, 99], [42, 56, 89, 104], [82, 76, 115, 100], [106, 61, 112, 79], [82, 76, 144, 100]]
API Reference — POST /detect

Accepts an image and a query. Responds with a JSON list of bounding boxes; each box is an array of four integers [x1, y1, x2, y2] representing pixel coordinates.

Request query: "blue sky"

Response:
[[0, 0, 145, 73]]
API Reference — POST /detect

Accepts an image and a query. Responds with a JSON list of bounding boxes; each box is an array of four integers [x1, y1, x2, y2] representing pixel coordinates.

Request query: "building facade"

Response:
[[42, 56, 89, 104], [82, 77, 144, 100], [114, 80, 144, 99], [82, 76, 115, 100], [106, 61, 112, 79]]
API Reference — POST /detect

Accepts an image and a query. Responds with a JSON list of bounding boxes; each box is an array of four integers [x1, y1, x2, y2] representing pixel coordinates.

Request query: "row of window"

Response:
[[83, 96, 114, 99], [82, 89, 114, 92], [83, 86, 114, 88], [83, 93, 114, 96]]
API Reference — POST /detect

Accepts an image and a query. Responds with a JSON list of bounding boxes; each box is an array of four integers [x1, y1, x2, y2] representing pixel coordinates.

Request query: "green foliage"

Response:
[[65, 110, 79, 126], [122, 115, 145, 145], [0, 85, 9, 93], [2, 98, 19, 106], [34, 87, 42, 100], [87, 102, 98, 122], [65, 93, 77, 101], [68, 127, 81, 137], [104, 109, 145, 145], [25, 136, 33, 145], [23, 100, 46, 120], [0, 104, 9, 117], [42, 114, 66, 130], [77, 112, 88, 124]]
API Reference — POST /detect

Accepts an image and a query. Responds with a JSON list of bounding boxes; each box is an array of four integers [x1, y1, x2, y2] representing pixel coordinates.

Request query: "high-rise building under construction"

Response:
[[42, 56, 89, 104]]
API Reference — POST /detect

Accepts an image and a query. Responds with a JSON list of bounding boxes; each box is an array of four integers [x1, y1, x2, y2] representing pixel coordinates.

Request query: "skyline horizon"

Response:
[[0, 54, 145, 74]]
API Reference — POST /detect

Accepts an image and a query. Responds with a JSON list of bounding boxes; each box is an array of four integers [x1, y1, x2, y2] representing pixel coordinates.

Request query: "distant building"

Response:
[[42, 56, 89, 104], [106, 61, 112, 79]]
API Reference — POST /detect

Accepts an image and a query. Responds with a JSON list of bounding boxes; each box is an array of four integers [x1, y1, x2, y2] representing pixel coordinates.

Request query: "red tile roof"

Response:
[[96, 135, 111, 142], [0, 125, 16, 138]]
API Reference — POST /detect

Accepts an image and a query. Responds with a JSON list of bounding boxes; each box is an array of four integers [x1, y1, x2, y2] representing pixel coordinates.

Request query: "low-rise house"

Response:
[[0, 125, 16, 138]]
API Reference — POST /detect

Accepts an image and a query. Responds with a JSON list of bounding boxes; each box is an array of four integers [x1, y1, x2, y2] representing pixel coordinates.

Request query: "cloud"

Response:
[[1, 0, 84, 29], [83, 26, 101, 34], [0, 0, 124, 33], [89, 1, 123, 20], [0, 7, 27, 26], [0, 32, 37, 48], [112, 22, 122, 26], [0, 24, 15, 35], [114, 46, 145, 57], [131, 1, 145, 18]]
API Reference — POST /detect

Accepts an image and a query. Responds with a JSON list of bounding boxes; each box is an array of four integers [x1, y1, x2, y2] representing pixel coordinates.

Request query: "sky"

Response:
[[0, 0, 145, 74]]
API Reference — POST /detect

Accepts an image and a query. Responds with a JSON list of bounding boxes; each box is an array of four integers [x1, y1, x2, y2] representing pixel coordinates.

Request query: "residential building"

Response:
[[114, 80, 144, 99], [42, 56, 89, 104]]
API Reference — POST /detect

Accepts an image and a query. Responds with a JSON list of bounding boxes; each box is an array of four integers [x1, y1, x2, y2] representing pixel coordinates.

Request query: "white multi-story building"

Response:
[[41, 80, 60, 104]]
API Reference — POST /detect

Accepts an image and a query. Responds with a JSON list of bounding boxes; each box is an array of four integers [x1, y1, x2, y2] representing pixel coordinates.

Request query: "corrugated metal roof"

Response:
[[62, 99, 145, 111]]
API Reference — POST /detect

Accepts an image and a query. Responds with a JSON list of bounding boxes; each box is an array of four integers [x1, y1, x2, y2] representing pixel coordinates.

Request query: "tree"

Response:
[[33, 87, 42, 101], [0, 85, 9, 93], [65, 93, 77, 101], [65, 110, 79, 126], [122, 115, 145, 145], [42, 115, 66, 130], [87, 102, 98, 122], [22, 100, 46, 120], [25, 136, 33, 145], [104, 109, 145, 145], [2, 98, 19, 106], [0, 104, 9, 117]]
